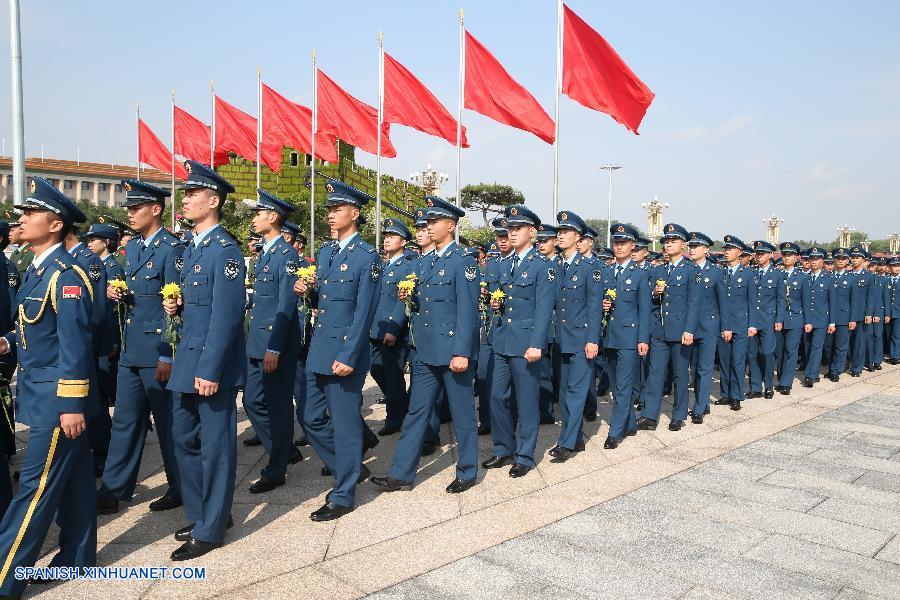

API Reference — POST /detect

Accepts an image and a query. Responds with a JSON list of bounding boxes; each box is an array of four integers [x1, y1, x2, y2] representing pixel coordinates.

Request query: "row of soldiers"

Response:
[[0, 160, 898, 597]]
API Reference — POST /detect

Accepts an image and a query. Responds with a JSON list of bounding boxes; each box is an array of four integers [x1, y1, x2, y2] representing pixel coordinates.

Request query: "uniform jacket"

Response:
[[802, 271, 832, 329], [554, 252, 602, 354], [600, 260, 651, 350], [493, 247, 555, 356], [752, 266, 785, 328], [480, 256, 504, 346], [777, 268, 807, 330], [887, 275, 900, 319], [830, 270, 854, 326], [370, 253, 415, 341], [693, 260, 727, 340], [718, 263, 759, 332], [70, 242, 108, 355], [247, 236, 300, 360], [849, 269, 876, 322], [649, 258, 701, 341], [101, 253, 125, 351]]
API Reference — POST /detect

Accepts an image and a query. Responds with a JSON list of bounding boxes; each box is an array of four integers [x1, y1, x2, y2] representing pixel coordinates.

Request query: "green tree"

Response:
[[451, 183, 525, 226]]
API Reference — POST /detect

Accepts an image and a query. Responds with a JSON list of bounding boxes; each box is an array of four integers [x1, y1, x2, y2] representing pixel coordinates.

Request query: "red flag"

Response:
[[464, 31, 555, 144], [562, 5, 654, 134], [173, 106, 229, 166], [383, 53, 468, 147], [214, 96, 279, 170], [316, 70, 396, 158], [138, 119, 187, 179], [261, 83, 339, 167]]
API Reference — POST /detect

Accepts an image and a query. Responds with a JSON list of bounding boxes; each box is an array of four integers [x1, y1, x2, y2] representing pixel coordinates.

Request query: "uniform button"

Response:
[[156, 329, 161, 334], [448, 331, 454, 336], [324, 279, 328, 284], [507, 319, 512, 323], [131, 276, 136, 281], [322, 294, 327, 299], [250, 316, 254, 320], [268, 326, 273, 331]]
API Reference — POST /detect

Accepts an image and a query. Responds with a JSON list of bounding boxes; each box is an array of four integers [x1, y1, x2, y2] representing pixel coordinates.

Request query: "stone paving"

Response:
[[11, 364, 900, 599]]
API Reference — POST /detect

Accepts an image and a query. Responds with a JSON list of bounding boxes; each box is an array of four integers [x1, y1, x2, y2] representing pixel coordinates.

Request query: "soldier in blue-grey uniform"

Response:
[[800, 247, 832, 387], [867, 257, 887, 371], [714, 235, 759, 411], [600, 223, 651, 449], [163, 161, 246, 560], [371, 196, 480, 494], [826, 247, 853, 380], [295, 178, 380, 522], [243, 189, 303, 495], [746, 240, 783, 399], [637, 223, 699, 432], [370, 218, 415, 436], [886, 256, 900, 364], [95, 180, 184, 517], [482, 204, 554, 477], [0, 221, 20, 476], [848, 245, 876, 377], [577, 227, 602, 422], [535, 223, 559, 423], [0, 177, 97, 595], [774, 242, 807, 395], [547, 211, 601, 461], [686, 231, 725, 423]]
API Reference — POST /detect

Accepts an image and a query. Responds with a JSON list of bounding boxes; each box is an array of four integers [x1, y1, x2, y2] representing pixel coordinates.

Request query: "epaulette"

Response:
[[216, 235, 234, 248], [53, 257, 71, 271], [282, 247, 291, 254]]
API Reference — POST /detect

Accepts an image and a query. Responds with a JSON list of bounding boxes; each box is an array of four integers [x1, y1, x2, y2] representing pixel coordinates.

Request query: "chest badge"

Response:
[[572, 275, 578, 282], [146, 261, 153, 270], [737, 277, 742, 283], [387, 271, 394, 277], [521, 272, 527, 278], [625, 279, 632, 285], [263, 265, 270, 272], [194, 265, 202, 273], [704, 277, 710, 283], [340, 264, 348, 272], [438, 269, 445, 276], [676, 275, 681, 281]]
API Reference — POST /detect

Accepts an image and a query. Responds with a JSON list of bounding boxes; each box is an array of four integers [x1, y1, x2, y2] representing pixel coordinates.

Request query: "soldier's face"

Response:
[[181, 188, 220, 221], [663, 238, 684, 259], [327, 205, 360, 237], [891, 265, 900, 276], [19, 209, 62, 243], [835, 257, 848, 270], [612, 240, 634, 261], [495, 235, 510, 254], [8, 226, 21, 244], [723, 247, 741, 263], [577, 237, 594, 255], [556, 229, 578, 251], [755, 251, 772, 267], [86, 237, 107, 256], [537, 239, 555, 256], [850, 256, 864, 270], [426, 217, 455, 244], [251, 210, 278, 235], [507, 225, 535, 250], [810, 257, 824, 271], [782, 254, 798, 268], [688, 244, 708, 262], [632, 248, 648, 263], [127, 202, 161, 233], [825, 263, 834, 272], [415, 226, 430, 247], [382, 233, 404, 253]]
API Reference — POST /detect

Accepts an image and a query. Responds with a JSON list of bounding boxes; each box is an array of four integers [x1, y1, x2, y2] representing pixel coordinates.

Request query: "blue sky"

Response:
[[2, 0, 899, 242]]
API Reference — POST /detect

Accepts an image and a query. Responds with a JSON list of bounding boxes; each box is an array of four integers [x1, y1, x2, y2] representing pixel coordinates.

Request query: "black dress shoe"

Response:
[[477, 423, 491, 435], [320, 465, 332, 476], [539, 415, 556, 425], [549, 447, 575, 462], [363, 435, 380, 456], [249, 476, 286, 494], [691, 414, 704, 425], [421, 441, 439, 456], [310, 501, 354, 522], [764, 388, 774, 399], [148, 493, 182, 512], [865, 364, 875, 372], [171, 538, 222, 561], [357, 464, 370, 484], [175, 515, 233, 542], [96, 496, 119, 515], [874, 363, 882, 370], [584, 412, 597, 422], [370, 476, 414, 492], [703, 406, 711, 415], [509, 463, 531, 478], [850, 372, 861, 377], [636, 417, 657, 430], [779, 387, 791, 395], [446, 478, 476, 493], [377, 424, 402, 436], [668, 419, 684, 431], [802, 378, 815, 388], [714, 398, 731, 406], [482, 455, 513, 469], [746, 391, 762, 399], [730, 400, 742, 411], [294, 436, 309, 447], [243, 435, 262, 447], [625, 429, 637, 437], [575, 438, 587, 450], [603, 436, 621, 449], [289, 446, 303, 465], [827, 372, 840, 382]]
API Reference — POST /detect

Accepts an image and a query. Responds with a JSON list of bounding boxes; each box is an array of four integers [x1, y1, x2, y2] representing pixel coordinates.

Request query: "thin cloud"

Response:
[[805, 160, 847, 182], [820, 183, 872, 200], [667, 113, 758, 143]]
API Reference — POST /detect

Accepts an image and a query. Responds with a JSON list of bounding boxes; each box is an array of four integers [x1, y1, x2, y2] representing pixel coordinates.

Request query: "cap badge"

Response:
[[667, 224, 674, 232], [123, 182, 132, 192], [617, 225, 624, 233], [561, 212, 568, 221], [185, 162, 192, 173], [29, 180, 35, 193], [326, 183, 334, 193], [510, 207, 518, 216]]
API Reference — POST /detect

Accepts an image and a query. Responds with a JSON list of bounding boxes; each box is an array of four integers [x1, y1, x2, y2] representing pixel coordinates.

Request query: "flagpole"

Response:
[[210, 80, 215, 168], [552, 0, 562, 217], [256, 66, 262, 197], [9, 0, 26, 208], [310, 50, 317, 258], [455, 7, 464, 244], [136, 102, 141, 180], [171, 89, 176, 231], [376, 31, 384, 250]]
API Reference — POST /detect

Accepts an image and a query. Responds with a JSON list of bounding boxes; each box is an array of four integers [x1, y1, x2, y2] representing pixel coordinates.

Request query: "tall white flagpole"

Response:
[[136, 102, 142, 180], [310, 51, 317, 258], [376, 32, 384, 250], [171, 90, 176, 231], [256, 66, 262, 196], [9, 0, 25, 207], [210, 80, 215, 168], [455, 7, 465, 244], [552, 0, 562, 217]]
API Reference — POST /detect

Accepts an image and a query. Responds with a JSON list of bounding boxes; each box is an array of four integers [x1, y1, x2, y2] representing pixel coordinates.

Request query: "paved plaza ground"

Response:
[[12, 364, 900, 599]]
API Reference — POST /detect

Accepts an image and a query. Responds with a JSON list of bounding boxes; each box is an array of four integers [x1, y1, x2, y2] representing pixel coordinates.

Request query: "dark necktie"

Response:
[[511, 254, 520, 276], [328, 243, 339, 267]]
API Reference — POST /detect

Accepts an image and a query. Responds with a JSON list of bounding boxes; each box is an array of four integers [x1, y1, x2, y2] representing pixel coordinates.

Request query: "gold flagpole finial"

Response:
[[459, 7, 464, 22], [311, 49, 317, 62], [378, 31, 383, 46], [210, 79, 215, 92]]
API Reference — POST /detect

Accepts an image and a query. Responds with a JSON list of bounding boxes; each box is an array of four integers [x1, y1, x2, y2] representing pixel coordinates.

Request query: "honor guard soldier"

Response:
[[577, 226, 601, 422], [0, 221, 18, 467], [482, 204, 554, 478], [747, 240, 783, 399], [7, 218, 33, 276], [163, 161, 246, 560], [848, 245, 876, 377], [715, 235, 759, 411], [535, 224, 559, 423], [638, 224, 699, 432], [886, 256, 900, 363], [547, 211, 601, 461], [243, 190, 303, 495], [296, 179, 380, 521], [801, 247, 832, 387], [600, 223, 651, 448], [826, 247, 854, 380], [686, 231, 725, 423], [867, 257, 887, 370], [370, 218, 415, 436], [371, 196, 480, 494], [774, 242, 806, 395], [0, 177, 97, 596], [95, 180, 184, 517]]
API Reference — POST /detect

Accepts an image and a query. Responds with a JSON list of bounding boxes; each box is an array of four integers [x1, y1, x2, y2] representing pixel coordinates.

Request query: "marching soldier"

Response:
[[638, 224, 699, 432], [482, 205, 553, 478], [887, 257, 900, 364], [163, 161, 246, 560], [370, 218, 415, 436], [0, 177, 97, 595], [747, 240, 783, 399], [801, 247, 831, 387], [371, 197, 480, 494], [535, 224, 559, 423], [577, 227, 600, 422], [600, 223, 650, 449], [826, 248, 854, 380], [96, 180, 184, 516], [243, 190, 303, 495], [548, 211, 600, 461], [774, 242, 806, 395], [848, 245, 875, 377], [686, 231, 724, 423], [296, 179, 380, 521]]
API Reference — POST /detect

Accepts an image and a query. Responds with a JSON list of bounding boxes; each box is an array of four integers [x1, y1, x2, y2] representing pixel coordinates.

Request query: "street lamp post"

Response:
[[600, 164, 621, 247], [763, 214, 784, 245], [410, 163, 449, 199], [889, 232, 900, 254], [837, 224, 855, 248], [641, 196, 669, 251]]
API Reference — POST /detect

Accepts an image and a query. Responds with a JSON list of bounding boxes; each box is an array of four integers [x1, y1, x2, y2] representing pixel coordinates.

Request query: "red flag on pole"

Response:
[[214, 96, 281, 170], [317, 70, 396, 158], [562, 5, 654, 134], [383, 53, 468, 147], [173, 105, 229, 166], [138, 119, 187, 179], [261, 83, 339, 166], [464, 30, 555, 144]]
